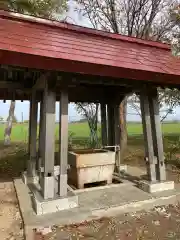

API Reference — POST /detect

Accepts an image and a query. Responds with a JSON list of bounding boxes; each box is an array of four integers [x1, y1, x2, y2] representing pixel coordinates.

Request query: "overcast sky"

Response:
[[0, 1, 180, 122]]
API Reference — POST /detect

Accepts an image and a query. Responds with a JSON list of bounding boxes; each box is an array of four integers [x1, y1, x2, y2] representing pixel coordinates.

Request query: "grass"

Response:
[[0, 146, 27, 179], [0, 122, 180, 142], [0, 122, 180, 179], [70, 122, 180, 137], [127, 122, 180, 136]]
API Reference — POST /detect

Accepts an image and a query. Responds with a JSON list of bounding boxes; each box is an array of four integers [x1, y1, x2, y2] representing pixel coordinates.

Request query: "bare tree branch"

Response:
[[75, 0, 180, 153], [76, 103, 99, 148]]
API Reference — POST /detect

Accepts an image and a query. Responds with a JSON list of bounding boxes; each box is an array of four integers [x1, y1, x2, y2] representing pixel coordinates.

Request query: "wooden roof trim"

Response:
[[0, 10, 170, 51]]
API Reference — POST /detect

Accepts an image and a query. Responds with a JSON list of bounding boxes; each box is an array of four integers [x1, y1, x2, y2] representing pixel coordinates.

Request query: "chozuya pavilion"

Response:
[[0, 10, 179, 214]]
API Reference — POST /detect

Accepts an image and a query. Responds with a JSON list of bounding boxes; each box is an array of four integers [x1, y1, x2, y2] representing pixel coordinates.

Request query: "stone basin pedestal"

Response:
[[68, 149, 115, 189]]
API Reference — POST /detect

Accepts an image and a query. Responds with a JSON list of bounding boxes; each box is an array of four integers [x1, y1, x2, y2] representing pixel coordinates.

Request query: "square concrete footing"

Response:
[[40, 176, 55, 199], [22, 171, 39, 185], [40, 166, 61, 177], [119, 164, 127, 173], [30, 184, 78, 215], [139, 180, 175, 193], [22, 166, 61, 186]]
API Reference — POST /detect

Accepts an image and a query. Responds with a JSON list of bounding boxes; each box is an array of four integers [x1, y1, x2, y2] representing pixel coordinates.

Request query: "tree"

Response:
[[12, 115, 18, 123], [76, 103, 99, 148], [4, 101, 15, 145], [0, 0, 67, 18], [128, 89, 178, 122], [75, 0, 178, 157], [171, 4, 180, 55], [0, 0, 35, 13], [0, 116, 4, 123], [2, 0, 67, 145]]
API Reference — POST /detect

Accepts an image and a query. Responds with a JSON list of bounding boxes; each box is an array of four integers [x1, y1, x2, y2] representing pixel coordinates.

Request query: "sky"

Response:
[[1, 100, 180, 122], [0, 101, 79, 122], [1, 1, 180, 122]]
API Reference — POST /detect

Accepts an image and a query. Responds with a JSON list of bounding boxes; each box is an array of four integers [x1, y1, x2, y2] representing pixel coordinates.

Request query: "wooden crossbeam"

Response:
[[0, 81, 22, 89]]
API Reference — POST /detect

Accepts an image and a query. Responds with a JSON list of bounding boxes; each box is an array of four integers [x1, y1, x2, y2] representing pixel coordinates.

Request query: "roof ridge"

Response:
[[0, 10, 170, 50]]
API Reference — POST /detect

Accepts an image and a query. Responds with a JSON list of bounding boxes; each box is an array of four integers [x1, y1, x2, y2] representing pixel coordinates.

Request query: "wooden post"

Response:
[[27, 91, 38, 177], [58, 89, 69, 197], [41, 83, 56, 199], [107, 104, 115, 146], [149, 89, 166, 181], [29, 91, 38, 177], [114, 104, 121, 173], [101, 103, 107, 146], [140, 91, 157, 182], [28, 99, 32, 156], [38, 97, 44, 178]]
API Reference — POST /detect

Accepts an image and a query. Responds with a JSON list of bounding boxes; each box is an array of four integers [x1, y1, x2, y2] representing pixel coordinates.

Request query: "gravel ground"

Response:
[[0, 181, 24, 240], [34, 204, 180, 240]]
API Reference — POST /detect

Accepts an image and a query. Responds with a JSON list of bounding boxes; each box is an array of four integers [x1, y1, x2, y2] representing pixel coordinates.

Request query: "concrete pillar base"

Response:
[[31, 185, 78, 215], [58, 174, 68, 197], [119, 164, 128, 173], [22, 171, 39, 185], [40, 176, 55, 200], [40, 165, 60, 177], [139, 180, 174, 193]]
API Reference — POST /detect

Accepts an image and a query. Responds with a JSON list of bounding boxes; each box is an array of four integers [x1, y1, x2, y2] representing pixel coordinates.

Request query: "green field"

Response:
[[0, 122, 179, 177], [0, 122, 180, 142]]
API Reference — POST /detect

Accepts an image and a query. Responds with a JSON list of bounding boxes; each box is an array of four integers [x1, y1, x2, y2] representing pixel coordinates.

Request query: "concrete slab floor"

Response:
[[14, 178, 180, 240]]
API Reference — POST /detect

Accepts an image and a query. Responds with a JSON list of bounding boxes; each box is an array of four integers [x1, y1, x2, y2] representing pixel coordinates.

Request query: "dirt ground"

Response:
[[0, 181, 24, 240], [0, 144, 25, 240], [35, 204, 180, 240], [1, 142, 180, 240], [34, 165, 180, 240]]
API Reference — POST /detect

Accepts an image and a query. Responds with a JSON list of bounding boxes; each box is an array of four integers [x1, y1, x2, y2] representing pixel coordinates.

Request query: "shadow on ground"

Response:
[[0, 134, 179, 180], [0, 141, 27, 180]]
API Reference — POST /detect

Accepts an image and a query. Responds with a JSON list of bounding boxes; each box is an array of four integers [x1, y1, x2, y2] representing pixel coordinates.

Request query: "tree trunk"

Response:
[[4, 101, 15, 146], [88, 119, 98, 148], [120, 97, 127, 160]]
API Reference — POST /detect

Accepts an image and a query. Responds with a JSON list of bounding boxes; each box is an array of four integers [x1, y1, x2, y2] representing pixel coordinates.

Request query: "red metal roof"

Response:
[[0, 10, 180, 84]]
